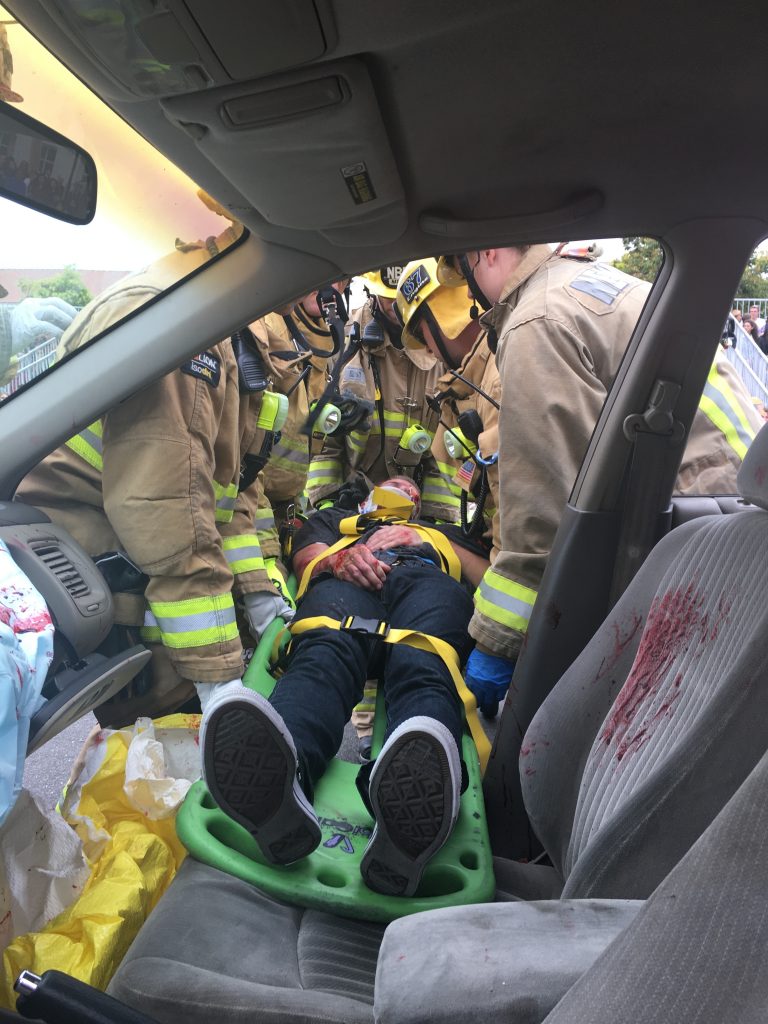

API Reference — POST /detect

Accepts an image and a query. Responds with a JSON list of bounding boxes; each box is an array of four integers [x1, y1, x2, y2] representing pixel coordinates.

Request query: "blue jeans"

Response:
[[269, 561, 474, 789]]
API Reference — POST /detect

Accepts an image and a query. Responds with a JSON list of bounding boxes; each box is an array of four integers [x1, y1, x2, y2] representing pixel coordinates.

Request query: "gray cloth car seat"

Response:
[[109, 425, 768, 1024], [540, 745, 768, 1024]]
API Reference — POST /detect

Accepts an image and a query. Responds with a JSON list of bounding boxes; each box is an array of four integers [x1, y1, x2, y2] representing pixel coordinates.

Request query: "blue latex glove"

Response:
[[464, 648, 515, 719]]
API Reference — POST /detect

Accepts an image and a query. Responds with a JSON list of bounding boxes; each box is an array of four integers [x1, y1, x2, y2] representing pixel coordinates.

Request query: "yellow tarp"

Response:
[[1, 714, 199, 1007]]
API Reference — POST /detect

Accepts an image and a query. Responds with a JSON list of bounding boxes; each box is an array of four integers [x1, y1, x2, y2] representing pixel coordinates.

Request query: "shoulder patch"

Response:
[[181, 351, 221, 387], [568, 264, 629, 305], [343, 366, 367, 384]]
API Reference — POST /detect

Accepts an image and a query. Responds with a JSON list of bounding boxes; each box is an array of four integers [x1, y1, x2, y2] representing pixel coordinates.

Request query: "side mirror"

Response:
[[0, 102, 97, 225]]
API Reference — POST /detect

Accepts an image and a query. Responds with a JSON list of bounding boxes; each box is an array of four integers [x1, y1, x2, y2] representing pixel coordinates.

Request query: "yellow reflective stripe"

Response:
[[270, 453, 309, 473], [307, 459, 343, 487], [474, 569, 537, 632], [140, 609, 162, 644], [354, 678, 379, 712], [347, 431, 368, 454], [253, 509, 276, 532], [425, 460, 464, 502], [289, 615, 490, 773], [148, 593, 238, 649], [222, 533, 265, 574], [383, 409, 407, 423], [382, 408, 407, 437], [212, 480, 238, 523], [273, 436, 308, 457], [65, 421, 104, 472], [699, 364, 758, 460], [421, 483, 462, 508]]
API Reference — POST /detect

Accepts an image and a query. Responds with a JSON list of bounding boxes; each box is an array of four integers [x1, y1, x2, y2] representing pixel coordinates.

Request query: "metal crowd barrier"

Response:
[[724, 320, 768, 405], [1, 336, 57, 396]]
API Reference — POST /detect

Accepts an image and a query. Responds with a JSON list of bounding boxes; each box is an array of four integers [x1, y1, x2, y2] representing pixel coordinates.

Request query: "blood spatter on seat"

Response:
[[597, 580, 731, 762]]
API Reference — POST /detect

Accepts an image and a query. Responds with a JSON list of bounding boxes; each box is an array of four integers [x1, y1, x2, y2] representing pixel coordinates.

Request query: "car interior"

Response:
[[1, 1, 768, 1022]]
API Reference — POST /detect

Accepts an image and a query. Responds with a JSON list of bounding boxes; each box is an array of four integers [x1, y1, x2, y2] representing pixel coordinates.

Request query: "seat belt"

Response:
[[610, 379, 684, 604], [286, 614, 491, 773]]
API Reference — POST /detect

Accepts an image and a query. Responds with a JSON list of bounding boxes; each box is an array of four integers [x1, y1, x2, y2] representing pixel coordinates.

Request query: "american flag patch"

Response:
[[453, 458, 477, 492]]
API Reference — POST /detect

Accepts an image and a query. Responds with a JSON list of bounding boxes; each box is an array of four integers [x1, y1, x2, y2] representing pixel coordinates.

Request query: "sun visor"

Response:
[[46, 0, 334, 98], [162, 59, 407, 243]]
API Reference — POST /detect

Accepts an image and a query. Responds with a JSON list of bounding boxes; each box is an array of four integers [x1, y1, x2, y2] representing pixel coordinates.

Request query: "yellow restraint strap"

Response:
[[287, 615, 491, 774], [296, 512, 462, 601]]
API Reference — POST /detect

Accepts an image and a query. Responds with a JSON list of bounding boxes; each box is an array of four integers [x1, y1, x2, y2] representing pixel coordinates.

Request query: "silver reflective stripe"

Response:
[[153, 605, 237, 634], [272, 441, 308, 465], [477, 576, 535, 621], [216, 493, 237, 512], [569, 264, 629, 305], [254, 511, 276, 531], [82, 425, 104, 454], [423, 474, 461, 499], [307, 465, 340, 482], [224, 544, 262, 565]]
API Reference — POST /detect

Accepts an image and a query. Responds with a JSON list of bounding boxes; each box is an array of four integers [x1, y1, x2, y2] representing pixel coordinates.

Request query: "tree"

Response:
[[612, 237, 663, 283], [19, 265, 92, 307], [734, 252, 768, 299]]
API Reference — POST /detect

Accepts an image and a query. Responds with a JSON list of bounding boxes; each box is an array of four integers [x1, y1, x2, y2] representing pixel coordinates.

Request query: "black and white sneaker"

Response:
[[360, 717, 460, 897], [200, 686, 321, 866]]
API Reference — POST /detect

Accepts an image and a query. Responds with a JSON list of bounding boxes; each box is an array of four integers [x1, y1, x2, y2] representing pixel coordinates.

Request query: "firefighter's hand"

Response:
[[10, 296, 77, 353], [328, 546, 390, 590], [365, 525, 422, 552], [464, 648, 515, 719], [243, 590, 294, 642]]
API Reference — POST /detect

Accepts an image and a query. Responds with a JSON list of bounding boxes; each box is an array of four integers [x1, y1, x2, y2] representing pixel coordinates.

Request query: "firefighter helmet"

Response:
[[395, 258, 475, 350], [359, 265, 404, 300]]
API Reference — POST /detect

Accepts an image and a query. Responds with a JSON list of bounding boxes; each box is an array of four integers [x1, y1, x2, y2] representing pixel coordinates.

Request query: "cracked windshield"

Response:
[[0, 7, 241, 399]]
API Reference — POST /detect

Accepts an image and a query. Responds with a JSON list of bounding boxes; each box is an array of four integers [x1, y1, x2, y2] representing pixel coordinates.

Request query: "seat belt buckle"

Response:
[[340, 615, 390, 638]]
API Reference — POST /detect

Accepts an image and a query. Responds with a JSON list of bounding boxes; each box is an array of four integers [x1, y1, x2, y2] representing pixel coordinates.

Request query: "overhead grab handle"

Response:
[[419, 190, 603, 238]]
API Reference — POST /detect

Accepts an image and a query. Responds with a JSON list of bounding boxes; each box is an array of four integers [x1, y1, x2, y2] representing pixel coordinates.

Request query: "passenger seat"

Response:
[[108, 424, 768, 1024]]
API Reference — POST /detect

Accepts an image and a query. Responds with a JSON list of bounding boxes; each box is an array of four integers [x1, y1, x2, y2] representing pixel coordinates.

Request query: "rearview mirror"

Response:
[[0, 102, 97, 225]]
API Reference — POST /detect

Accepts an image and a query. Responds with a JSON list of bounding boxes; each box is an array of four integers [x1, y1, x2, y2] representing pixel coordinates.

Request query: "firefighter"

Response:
[[337, 260, 483, 757], [441, 245, 764, 716], [305, 266, 450, 519], [391, 259, 501, 715], [17, 202, 292, 724], [248, 284, 347, 555]]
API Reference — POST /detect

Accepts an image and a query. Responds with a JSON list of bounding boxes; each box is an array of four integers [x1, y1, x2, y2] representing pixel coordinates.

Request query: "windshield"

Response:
[[0, 7, 241, 397]]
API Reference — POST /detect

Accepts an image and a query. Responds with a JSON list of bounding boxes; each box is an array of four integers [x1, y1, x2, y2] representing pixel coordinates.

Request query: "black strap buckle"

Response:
[[340, 615, 390, 638]]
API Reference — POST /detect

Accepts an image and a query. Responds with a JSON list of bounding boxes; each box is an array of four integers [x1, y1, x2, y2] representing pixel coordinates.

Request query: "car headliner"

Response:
[[9, 0, 768, 266]]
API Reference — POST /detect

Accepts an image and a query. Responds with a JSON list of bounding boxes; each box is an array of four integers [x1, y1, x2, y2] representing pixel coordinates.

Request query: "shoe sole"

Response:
[[202, 696, 320, 866], [361, 719, 459, 897]]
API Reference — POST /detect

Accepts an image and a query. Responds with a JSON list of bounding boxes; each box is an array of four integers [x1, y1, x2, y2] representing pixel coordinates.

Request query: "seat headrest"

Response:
[[737, 420, 768, 510]]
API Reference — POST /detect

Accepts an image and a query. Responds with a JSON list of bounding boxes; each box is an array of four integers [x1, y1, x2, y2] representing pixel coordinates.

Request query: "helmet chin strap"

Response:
[[458, 255, 492, 315], [421, 305, 460, 370], [457, 254, 499, 352]]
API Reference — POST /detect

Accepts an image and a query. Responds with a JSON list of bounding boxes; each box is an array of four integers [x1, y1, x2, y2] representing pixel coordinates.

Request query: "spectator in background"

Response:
[[748, 304, 766, 336], [731, 308, 743, 323], [742, 317, 759, 345]]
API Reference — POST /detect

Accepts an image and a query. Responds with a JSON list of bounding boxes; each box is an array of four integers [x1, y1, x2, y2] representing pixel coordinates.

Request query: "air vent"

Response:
[[31, 540, 91, 600]]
